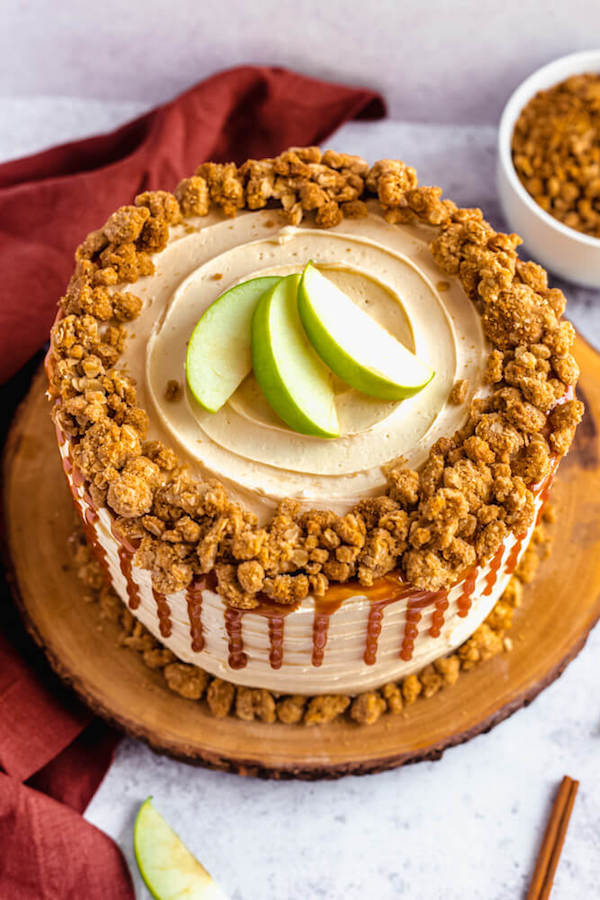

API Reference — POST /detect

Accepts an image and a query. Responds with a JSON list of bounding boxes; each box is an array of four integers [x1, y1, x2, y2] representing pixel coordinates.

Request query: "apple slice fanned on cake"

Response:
[[298, 262, 434, 401], [186, 275, 280, 413], [251, 274, 340, 438]]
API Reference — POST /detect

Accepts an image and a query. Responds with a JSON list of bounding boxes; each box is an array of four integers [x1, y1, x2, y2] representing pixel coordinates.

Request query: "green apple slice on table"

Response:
[[251, 274, 340, 438], [298, 262, 434, 401], [185, 275, 280, 412], [134, 797, 229, 900]]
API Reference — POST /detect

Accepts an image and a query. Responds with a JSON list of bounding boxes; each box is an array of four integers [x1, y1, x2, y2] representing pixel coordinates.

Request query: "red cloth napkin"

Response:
[[0, 64, 384, 384], [0, 65, 385, 897]]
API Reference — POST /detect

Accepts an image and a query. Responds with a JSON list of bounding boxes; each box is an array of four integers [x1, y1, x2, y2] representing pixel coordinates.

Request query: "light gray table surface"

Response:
[[2, 4, 600, 895]]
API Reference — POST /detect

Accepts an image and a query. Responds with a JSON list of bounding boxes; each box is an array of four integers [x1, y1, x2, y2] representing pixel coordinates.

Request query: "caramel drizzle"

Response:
[[224, 608, 248, 669], [71, 465, 85, 488], [311, 592, 347, 666], [220, 596, 298, 671], [322, 574, 414, 667], [311, 612, 330, 667], [110, 521, 142, 611], [84, 493, 100, 521], [455, 568, 477, 620], [400, 602, 421, 662], [482, 544, 505, 596], [364, 601, 386, 665], [83, 506, 97, 525], [117, 546, 141, 610], [429, 591, 450, 636], [267, 616, 285, 670], [153, 588, 172, 638], [505, 533, 526, 576], [399, 591, 442, 661], [364, 578, 423, 665], [185, 580, 205, 652]]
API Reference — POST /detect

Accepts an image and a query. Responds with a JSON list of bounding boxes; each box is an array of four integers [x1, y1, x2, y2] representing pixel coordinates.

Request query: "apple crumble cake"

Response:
[[46, 147, 583, 700]]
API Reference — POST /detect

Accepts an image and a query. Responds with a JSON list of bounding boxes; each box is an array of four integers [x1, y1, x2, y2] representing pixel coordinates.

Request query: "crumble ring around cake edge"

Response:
[[45, 147, 584, 696]]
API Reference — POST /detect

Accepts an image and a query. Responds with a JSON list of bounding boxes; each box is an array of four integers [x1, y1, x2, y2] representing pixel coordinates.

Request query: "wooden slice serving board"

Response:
[[3, 335, 600, 779]]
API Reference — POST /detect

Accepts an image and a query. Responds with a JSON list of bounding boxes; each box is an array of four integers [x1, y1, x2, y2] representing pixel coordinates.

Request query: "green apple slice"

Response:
[[186, 275, 280, 413], [251, 274, 339, 438], [298, 263, 434, 401], [134, 797, 229, 900]]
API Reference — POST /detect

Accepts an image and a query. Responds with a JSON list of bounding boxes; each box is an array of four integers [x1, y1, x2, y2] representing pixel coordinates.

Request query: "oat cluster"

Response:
[[70, 507, 553, 726], [512, 73, 600, 237], [48, 147, 583, 608]]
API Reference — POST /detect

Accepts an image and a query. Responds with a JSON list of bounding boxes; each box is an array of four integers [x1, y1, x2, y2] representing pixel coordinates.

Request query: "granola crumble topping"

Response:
[[48, 149, 583, 606], [449, 379, 469, 405]]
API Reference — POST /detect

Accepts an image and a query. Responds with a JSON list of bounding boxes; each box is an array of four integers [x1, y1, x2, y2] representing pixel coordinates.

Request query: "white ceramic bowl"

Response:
[[497, 50, 600, 288]]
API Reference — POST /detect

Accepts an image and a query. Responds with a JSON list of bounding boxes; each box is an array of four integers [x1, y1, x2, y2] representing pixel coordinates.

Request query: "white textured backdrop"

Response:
[[2, 3, 600, 898], [3, 0, 600, 123]]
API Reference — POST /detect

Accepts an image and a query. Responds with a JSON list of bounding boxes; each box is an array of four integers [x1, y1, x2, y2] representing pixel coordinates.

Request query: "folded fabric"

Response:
[[0, 772, 134, 899], [0, 64, 385, 898]]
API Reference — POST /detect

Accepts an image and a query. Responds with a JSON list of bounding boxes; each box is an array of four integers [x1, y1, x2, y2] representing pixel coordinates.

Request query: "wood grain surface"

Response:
[[3, 334, 600, 779]]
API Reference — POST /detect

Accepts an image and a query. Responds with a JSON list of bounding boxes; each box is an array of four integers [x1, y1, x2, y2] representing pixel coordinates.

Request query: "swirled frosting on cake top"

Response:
[[120, 202, 487, 521]]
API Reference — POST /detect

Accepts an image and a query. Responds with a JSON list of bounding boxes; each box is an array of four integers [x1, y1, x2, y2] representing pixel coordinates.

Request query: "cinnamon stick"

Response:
[[526, 775, 579, 900]]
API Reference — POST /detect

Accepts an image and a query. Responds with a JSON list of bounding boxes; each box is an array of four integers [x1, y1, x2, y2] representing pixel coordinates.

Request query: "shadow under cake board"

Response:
[[3, 333, 600, 780]]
